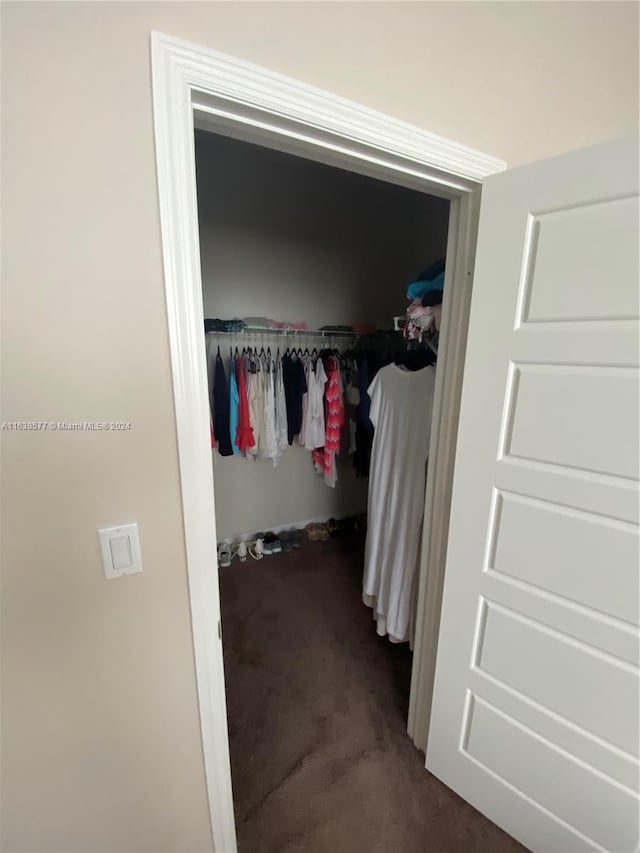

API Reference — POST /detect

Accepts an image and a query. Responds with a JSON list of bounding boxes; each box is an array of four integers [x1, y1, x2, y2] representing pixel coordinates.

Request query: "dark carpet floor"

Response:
[[220, 536, 526, 853]]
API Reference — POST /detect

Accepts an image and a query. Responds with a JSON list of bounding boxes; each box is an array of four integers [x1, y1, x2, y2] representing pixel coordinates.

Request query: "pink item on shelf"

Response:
[[404, 299, 436, 339], [407, 299, 434, 320], [271, 320, 309, 331]]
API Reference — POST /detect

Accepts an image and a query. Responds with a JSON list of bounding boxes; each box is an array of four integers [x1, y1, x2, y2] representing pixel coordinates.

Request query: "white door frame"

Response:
[[151, 31, 505, 852]]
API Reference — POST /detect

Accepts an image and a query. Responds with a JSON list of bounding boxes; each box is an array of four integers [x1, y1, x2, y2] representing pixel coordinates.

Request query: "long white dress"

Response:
[[303, 359, 327, 450], [274, 358, 288, 457], [261, 360, 279, 467], [246, 367, 262, 458], [362, 363, 436, 643]]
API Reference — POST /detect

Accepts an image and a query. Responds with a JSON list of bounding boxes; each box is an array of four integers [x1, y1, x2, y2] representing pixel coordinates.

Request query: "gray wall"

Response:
[[195, 130, 449, 540]]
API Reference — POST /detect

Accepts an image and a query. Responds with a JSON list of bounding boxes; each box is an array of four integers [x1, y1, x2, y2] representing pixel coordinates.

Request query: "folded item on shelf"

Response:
[[271, 320, 309, 330], [407, 299, 434, 320], [404, 301, 435, 340], [406, 271, 445, 300], [204, 318, 246, 333], [242, 317, 309, 331], [242, 316, 277, 329]]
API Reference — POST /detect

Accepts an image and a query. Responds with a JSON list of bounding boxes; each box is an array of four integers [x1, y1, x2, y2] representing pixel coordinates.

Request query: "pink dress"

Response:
[[312, 356, 345, 487]]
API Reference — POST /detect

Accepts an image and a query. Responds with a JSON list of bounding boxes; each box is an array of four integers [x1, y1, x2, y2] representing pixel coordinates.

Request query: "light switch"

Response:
[[98, 523, 143, 579], [110, 535, 132, 571]]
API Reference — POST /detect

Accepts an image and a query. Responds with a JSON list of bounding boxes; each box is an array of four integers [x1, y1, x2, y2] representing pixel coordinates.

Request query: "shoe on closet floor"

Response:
[[263, 532, 282, 554], [249, 536, 265, 560], [306, 523, 329, 541], [217, 542, 232, 568], [279, 530, 293, 552], [327, 518, 340, 537], [291, 529, 303, 549], [305, 523, 320, 541]]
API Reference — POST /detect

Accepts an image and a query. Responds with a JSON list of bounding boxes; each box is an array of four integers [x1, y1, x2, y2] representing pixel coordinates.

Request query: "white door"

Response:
[[427, 139, 639, 853]]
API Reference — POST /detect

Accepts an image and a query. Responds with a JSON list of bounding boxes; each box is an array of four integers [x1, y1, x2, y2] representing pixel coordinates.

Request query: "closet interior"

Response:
[[194, 127, 455, 848]]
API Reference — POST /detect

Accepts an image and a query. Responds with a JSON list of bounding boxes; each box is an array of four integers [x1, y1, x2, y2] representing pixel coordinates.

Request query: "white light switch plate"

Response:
[[98, 523, 143, 579]]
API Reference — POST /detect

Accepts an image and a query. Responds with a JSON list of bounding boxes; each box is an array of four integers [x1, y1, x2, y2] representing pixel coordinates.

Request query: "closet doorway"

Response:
[[193, 130, 502, 851], [152, 31, 502, 853]]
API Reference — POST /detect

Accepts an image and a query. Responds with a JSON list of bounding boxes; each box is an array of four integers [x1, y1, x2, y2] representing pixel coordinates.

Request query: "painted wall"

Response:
[[195, 130, 449, 540], [2, 3, 637, 852]]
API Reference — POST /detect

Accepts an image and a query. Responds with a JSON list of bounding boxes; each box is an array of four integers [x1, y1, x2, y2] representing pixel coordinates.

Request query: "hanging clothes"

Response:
[[213, 352, 233, 456], [303, 357, 327, 450], [283, 352, 307, 445], [235, 355, 255, 453], [345, 366, 359, 455], [300, 357, 311, 446], [229, 361, 240, 455], [261, 357, 279, 467], [246, 355, 263, 458], [362, 363, 436, 643], [205, 334, 217, 413], [274, 355, 289, 457], [312, 355, 345, 488]]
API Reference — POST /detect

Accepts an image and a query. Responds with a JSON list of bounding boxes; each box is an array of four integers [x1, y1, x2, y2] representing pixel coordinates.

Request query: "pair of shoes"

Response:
[[305, 523, 329, 541], [327, 517, 340, 537], [232, 541, 247, 562], [263, 532, 282, 554], [305, 523, 320, 541], [249, 535, 265, 560], [279, 530, 293, 552], [217, 542, 232, 568]]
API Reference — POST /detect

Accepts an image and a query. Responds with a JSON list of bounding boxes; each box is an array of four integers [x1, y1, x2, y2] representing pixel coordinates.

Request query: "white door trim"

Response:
[[150, 31, 505, 852], [407, 187, 482, 748]]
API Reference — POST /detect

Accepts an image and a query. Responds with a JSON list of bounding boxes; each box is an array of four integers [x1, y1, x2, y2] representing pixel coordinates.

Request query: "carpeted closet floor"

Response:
[[220, 536, 526, 853]]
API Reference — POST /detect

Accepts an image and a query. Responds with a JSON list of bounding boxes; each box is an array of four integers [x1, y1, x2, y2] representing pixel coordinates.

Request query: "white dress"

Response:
[[303, 359, 327, 450], [246, 366, 263, 458], [300, 357, 311, 446], [362, 364, 436, 643], [274, 358, 289, 456], [261, 360, 279, 467]]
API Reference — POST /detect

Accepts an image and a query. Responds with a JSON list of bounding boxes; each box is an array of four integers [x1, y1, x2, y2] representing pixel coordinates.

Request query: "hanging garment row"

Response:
[[206, 332, 355, 488], [205, 325, 437, 484]]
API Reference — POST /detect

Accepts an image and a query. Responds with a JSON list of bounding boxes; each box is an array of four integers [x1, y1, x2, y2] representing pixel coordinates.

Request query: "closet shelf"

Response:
[[206, 327, 360, 338]]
